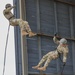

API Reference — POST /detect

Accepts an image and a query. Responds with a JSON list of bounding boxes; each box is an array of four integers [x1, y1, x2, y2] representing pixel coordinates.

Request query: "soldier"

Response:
[[53, 34, 69, 66], [3, 3, 36, 37], [32, 34, 69, 71]]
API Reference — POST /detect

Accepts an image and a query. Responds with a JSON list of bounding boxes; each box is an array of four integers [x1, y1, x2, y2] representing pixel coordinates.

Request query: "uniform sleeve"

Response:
[[4, 7, 13, 13], [63, 52, 68, 63], [53, 36, 59, 45], [63, 47, 69, 63]]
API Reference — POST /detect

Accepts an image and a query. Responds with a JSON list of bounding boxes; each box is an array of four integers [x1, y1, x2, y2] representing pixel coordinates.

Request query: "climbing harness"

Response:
[[2, 24, 10, 75]]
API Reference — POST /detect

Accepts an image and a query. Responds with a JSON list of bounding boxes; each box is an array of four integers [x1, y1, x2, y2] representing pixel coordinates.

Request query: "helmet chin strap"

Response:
[[60, 43, 68, 47]]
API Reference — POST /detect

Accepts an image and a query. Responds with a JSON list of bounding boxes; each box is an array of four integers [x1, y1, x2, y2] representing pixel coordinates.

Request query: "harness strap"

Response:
[[8, 15, 15, 20]]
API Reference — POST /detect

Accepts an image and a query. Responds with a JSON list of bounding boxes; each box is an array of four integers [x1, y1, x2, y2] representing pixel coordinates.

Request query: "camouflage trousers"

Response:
[[38, 50, 59, 67], [9, 19, 31, 32]]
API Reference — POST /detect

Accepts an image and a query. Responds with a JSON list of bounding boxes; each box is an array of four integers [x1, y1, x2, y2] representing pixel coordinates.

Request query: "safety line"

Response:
[[2, 25, 10, 75]]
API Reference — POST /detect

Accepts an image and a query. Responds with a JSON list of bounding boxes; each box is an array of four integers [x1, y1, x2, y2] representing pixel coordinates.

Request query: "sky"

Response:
[[0, 1, 16, 75]]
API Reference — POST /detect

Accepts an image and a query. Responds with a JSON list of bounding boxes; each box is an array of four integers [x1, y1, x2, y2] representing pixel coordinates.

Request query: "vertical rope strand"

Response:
[[2, 25, 10, 75]]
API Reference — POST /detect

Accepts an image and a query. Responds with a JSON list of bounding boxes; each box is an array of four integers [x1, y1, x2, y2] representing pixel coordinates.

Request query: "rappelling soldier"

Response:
[[32, 33, 69, 71], [53, 33, 69, 65], [3, 3, 36, 37]]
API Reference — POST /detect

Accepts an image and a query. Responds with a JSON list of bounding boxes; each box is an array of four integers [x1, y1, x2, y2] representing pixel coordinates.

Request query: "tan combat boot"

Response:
[[29, 31, 36, 37], [37, 66, 46, 71], [32, 65, 40, 69], [22, 31, 28, 36]]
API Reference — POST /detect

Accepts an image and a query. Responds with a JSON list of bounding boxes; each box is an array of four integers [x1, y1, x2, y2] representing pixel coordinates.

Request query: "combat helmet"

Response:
[[59, 38, 67, 44], [5, 4, 12, 8]]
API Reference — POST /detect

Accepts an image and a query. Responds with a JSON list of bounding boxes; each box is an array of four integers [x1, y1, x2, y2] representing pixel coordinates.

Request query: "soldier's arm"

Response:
[[4, 6, 15, 12], [63, 47, 69, 63], [53, 36, 59, 45], [63, 47, 69, 66], [63, 52, 68, 63]]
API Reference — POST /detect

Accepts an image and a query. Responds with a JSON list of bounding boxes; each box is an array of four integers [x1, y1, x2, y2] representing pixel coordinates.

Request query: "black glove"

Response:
[[63, 62, 66, 66], [54, 32, 58, 36]]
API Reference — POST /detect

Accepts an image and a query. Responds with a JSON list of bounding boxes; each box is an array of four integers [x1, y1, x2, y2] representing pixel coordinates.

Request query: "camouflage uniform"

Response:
[[32, 36, 69, 71], [37, 50, 59, 68], [53, 36, 69, 63], [3, 4, 36, 37]]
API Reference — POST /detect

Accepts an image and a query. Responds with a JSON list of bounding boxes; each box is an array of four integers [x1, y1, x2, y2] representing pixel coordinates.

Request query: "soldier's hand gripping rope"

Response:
[[54, 32, 58, 36]]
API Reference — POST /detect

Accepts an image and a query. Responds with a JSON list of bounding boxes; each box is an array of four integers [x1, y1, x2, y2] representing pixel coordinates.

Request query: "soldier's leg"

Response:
[[24, 21, 36, 37], [17, 19, 36, 37], [37, 56, 52, 71], [10, 19, 28, 36], [32, 52, 49, 69], [16, 19, 29, 36], [20, 23, 29, 36]]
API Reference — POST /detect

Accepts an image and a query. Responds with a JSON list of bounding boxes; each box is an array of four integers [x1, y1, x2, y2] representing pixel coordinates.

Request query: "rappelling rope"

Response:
[[57, 50, 66, 75], [61, 63, 66, 75], [2, 24, 10, 75], [54, 45, 66, 75]]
